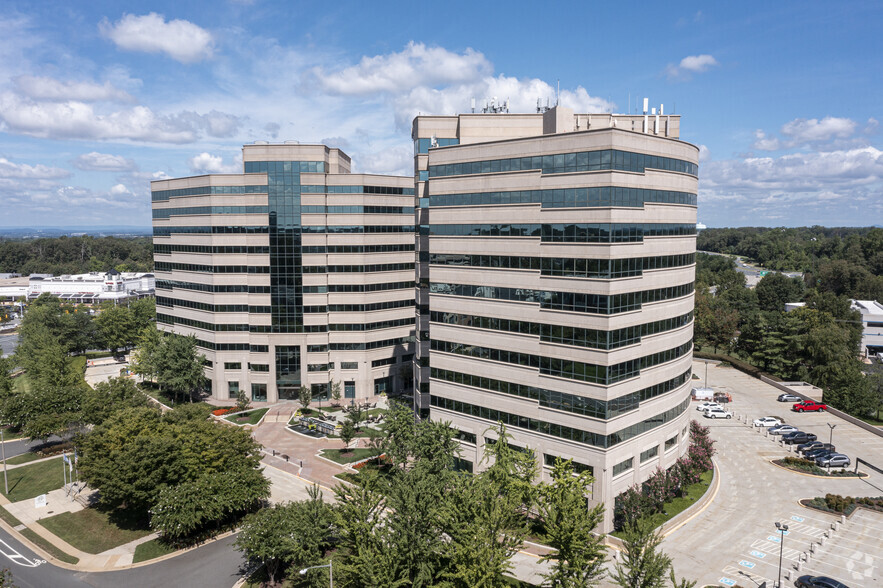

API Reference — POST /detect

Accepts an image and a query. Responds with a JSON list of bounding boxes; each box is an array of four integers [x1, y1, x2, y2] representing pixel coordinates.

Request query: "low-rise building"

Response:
[[851, 299, 883, 359]]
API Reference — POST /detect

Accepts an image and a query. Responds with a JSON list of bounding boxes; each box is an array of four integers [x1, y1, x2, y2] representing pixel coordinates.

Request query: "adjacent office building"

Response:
[[412, 105, 698, 530], [152, 143, 415, 403]]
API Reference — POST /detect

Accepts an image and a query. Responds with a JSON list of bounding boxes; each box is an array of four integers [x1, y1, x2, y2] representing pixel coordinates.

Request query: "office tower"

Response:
[[413, 105, 698, 530], [152, 143, 415, 404]]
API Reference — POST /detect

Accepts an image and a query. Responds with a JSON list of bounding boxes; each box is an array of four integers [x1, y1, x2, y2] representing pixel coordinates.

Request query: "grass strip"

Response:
[[20, 528, 79, 565], [320, 448, 381, 464], [6, 452, 45, 466], [224, 408, 269, 425], [132, 538, 176, 563], [3, 456, 64, 502], [0, 506, 23, 528], [38, 508, 152, 554]]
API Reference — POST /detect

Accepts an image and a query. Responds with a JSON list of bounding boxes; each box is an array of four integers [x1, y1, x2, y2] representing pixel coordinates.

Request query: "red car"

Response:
[[792, 400, 827, 412]]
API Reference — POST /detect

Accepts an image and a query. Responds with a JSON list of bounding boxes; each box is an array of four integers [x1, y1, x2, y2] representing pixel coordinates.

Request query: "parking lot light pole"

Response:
[[299, 559, 332, 587], [827, 423, 836, 446], [775, 522, 788, 588]]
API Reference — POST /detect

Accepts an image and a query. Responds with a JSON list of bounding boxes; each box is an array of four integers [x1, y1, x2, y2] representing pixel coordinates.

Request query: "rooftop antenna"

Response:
[[471, 98, 476, 113], [556, 79, 560, 107]]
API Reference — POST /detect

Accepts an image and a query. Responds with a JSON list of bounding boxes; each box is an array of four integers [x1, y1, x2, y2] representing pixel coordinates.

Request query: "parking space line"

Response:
[[722, 565, 772, 586], [788, 522, 827, 538]]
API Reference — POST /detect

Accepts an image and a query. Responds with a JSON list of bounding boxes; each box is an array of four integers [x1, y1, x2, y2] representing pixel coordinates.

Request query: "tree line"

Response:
[[694, 253, 882, 419], [697, 226, 883, 301], [235, 402, 697, 588], [0, 235, 153, 275]]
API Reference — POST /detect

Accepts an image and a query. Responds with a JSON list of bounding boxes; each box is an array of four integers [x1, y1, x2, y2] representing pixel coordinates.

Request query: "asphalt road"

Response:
[[0, 332, 17, 358], [0, 525, 247, 588]]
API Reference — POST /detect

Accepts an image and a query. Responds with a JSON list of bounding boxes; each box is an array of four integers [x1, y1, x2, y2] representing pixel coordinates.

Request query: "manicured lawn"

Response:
[[3, 456, 65, 502], [224, 408, 269, 425], [133, 538, 176, 563], [38, 508, 152, 554], [20, 528, 79, 564], [612, 469, 714, 538], [0, 427, 26, 441], [0, 506, 23, 528], [6, 452, 45, 465], [320, 448, 381, 464]]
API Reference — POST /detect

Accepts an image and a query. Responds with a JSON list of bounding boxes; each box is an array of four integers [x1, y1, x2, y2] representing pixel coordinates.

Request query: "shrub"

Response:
[[824, 493, 855, 513], [212, 408, 232, 417]]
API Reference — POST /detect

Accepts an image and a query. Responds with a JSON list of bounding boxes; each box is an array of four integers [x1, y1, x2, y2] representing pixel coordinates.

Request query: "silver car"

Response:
[[816, 453, 850, 468]]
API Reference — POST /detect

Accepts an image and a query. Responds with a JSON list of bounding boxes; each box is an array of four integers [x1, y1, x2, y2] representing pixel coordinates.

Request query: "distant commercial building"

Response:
[[412, 104, 698, 531], [151, 143, 415, 404], [0, 270, 154, 304], [850, 300, 883, 358]]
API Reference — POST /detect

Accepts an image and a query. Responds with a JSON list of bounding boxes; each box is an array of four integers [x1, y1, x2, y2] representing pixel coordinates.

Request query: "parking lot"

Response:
[[662, 361, 883, 588]]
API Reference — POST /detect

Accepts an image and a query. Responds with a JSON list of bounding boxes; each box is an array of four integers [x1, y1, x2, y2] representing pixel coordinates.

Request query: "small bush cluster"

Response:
[[783, 456, 815, 468], [212, 407, 233, 417], [811, 494, 883, 515]]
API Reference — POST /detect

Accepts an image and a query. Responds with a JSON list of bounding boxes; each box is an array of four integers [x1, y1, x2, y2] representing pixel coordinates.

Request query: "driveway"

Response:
[[662, 362, 883, 588]]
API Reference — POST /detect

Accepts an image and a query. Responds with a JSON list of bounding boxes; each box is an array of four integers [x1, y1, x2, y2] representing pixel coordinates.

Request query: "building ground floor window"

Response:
[[278, 387, 298, 400], [251, 383, 267, 402], [374, 375, 392, 395], [228, 381, 239, 396], [311, 383, 329, 401]]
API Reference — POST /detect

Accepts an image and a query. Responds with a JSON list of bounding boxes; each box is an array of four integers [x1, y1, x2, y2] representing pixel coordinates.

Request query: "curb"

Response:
[[767, 459, 868, 479]]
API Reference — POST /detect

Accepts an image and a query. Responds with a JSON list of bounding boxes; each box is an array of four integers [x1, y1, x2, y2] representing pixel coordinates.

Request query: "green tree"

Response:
[[298, 385, 312, 412], [669, 568, 697, 588], [81, 376, 148, 426], [339, 418, 356, 453], [95, 305, 136, 354], [610, 518, 672, 588], [755, 272, 805, 312], [537, 458, 607, 587], [330, 380, 342, 405], [381, 402, 416, 471], [482, 423, 536, 512], [235, 389, 251, 413], [130, 324, 163, 384], [155, 334, 205, 403]]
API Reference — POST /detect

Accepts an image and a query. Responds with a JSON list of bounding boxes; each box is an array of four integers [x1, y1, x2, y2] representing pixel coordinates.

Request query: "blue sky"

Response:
[[0, 0, 880, 228]]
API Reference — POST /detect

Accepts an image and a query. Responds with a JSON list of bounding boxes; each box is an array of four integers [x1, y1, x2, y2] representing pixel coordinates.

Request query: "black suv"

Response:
[[798, 441, 834, 455], [804, 447, 836, 460], [782, 431, 817, 445]]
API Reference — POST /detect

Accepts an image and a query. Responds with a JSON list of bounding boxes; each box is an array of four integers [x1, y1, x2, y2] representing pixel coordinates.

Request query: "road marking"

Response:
[[739, 560, 756, 569], [767, 535, 781, 543], [0, 539, 44, 567], [750, 550, 767, 559], [791, 515, 805, 522], [719, 578, 736, 586]]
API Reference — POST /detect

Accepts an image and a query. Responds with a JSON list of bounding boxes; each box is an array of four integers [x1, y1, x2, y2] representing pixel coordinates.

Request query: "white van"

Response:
[[692, 387, 714, 401]]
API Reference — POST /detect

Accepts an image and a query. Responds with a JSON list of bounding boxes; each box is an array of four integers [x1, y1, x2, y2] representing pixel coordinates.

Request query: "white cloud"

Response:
[[665, 54, 719, 80], [109, 183, 132, 195], [99, 13, 214, 63], [780, 116, 856, 143], [73, 152, 137, 171], [0, 92, 243, 144], [697, 144, 711, 162], [0, 157, 70, 179], [316, 42, 492, 95], [13, 75, 134, 103], [188, 152, 239, 174], [751, 129, 781, 151]]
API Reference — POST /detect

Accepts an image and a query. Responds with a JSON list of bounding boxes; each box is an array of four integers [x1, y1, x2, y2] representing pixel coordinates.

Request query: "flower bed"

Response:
[[802, 494, 883, 516], [773, 457, 863, 477], [212, 407, 234, 417]]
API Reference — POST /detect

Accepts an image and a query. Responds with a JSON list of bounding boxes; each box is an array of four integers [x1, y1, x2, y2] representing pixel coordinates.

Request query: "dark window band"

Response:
[[430, 253, 695, 279], [429, 223, 696, 242], [429, 187, 696, 208], [153, 205, 268, 219], [155, 262, 269, 274]]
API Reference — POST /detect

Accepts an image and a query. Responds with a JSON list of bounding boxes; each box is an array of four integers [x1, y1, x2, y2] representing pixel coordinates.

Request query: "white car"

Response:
[[769, 424, 798, 435], [753, 416, 783, 428], [703, 407, 733, 419], [696, 402, 722, 412]]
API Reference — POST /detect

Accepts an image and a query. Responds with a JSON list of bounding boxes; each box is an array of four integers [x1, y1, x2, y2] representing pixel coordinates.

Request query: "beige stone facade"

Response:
[[152, 143, 415, 404], [412, 107, 698, 531]]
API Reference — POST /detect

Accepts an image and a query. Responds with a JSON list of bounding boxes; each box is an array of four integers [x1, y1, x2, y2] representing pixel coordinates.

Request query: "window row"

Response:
[[429, 281, 694, 315], [152, 205, 268, 219], [193, 340, 268, 352], [330, 335, 415, 351], [157, 280, 271, 294], [415, 137, 459, 153], [612, 458, 633, 477], [428, 148, 698, 178], [429, 223, 696, 242], [431, 339, 692, 386], [301, 225, 415, 234], [155, 262, 269, 274], [302, 244, 415, 254], [300, 185, 413, 195], [302, 262, 415, 274], [301, 205, 414, 215], [157, 296, 270, 314], [154, 244, 270, 255], [158, 313, 413, 333], [429, 253, 695, 279], [304, 299, 415, 313], [153, 225, 269, 237], [329, 317, 415, 331], [303, 281, 415, 293], [431, 367, 691, 420], [152, 184, 267, 202], [429, 394, 691, 449], [429, 311, 693, 351], [308, 363, 334, 372], [244, 160, 325, 174], [429, 187, 696, 208]]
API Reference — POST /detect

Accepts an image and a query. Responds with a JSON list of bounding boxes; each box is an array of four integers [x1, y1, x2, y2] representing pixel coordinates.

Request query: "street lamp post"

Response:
[[299, 558, 332, 587], [827, 423, 836, 447], [775, 522, 789, 588]]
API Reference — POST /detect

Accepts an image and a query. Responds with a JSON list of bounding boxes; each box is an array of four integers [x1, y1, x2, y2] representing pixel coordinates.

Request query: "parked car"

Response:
[[782, 431, 817, 445], [703, 407, 733, 419], [792, 400, 826, 412], [777, 393, 802, 402], [797, 441, 834, 455], [804, 448, 836, 461], [696, 402, 722, 412], [795, 575, 850, 588], [816, 453, 850, 468], [753, 416, 783, 427], [769, 424, 798, 435]]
